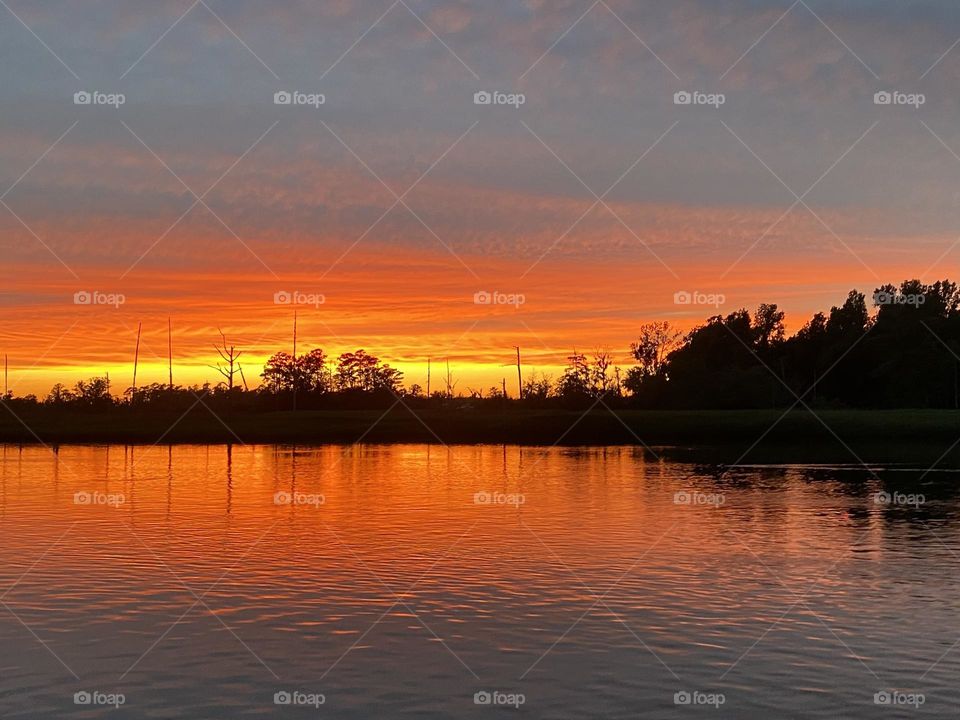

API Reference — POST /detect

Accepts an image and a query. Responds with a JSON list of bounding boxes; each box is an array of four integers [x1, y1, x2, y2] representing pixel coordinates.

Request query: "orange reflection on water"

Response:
[[0, 444, 955, 717]]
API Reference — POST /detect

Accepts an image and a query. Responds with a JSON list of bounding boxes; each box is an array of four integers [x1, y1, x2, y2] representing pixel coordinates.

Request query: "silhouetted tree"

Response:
[[45, 383, 74, 405], [211, 329, 242, 391], [624, 322, 680, 403], [522, 372, 553, 401], [752, 303, 785, 351], [592, 348, 615, 396], [557, 351, 592, 402], [76, 377, 112, 406], [334, 350, 403, 393], [262, 349, 332, 394]]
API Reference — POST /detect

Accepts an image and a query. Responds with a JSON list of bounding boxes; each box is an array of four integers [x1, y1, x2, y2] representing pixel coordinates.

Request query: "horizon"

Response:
[[1, 277, 939, 397]]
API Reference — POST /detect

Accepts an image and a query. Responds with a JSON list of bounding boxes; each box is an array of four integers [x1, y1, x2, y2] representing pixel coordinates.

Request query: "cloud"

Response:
[[3, 1, 960, 390]]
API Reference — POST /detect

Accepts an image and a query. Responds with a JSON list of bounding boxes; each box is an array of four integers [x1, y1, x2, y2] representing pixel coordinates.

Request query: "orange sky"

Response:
[[1, 246, 939, 397], [3, 1, 960, 396]]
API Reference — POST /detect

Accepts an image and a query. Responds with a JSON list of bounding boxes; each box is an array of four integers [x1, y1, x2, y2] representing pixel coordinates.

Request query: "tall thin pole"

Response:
[[3, 354, 7, 397], [168, 318, 173, 389], [515, 346, 522, 399], [132, 322, 142, 392], [427, 358, 431, 397], [292, 311, 298, 411]]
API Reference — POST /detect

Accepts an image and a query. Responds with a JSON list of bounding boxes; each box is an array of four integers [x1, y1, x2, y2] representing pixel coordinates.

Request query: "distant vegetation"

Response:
[[4, 279, 960, 414]]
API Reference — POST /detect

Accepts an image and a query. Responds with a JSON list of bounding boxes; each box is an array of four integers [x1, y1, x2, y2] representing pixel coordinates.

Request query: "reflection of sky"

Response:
[[2, 1, 960, 392]]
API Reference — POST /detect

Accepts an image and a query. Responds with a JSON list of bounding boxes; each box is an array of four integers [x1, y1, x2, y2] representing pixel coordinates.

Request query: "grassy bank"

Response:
[[1, 407, 958, 451]]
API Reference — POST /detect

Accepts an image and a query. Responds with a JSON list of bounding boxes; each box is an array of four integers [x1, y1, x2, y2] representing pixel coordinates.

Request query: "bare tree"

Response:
[[592, 347, 614, 395], [210, 329, 242, 390], [445, 359, 458, 398]]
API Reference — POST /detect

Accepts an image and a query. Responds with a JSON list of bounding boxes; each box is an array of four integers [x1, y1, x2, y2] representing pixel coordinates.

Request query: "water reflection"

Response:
[[0, 444, 957, 719]]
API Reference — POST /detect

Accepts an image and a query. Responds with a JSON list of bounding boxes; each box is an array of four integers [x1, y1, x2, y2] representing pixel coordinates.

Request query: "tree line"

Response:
[[4, 278, 960, 412]]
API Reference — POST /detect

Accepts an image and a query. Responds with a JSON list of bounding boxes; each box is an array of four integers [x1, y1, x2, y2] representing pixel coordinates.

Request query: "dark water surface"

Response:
[[0, 444, 957, 718]]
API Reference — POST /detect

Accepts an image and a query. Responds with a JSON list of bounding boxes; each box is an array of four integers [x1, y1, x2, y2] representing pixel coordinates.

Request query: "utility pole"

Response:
[[292, 311, 298, 411], [3, 354, 7, 397], [132, 322, 142, 394], [514, 346, 522, 399], [168, 318, 173, 389], [427, 358, 431, 398]]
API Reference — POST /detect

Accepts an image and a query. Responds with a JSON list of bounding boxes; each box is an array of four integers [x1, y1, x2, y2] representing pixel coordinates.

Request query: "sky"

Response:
[[2, 0, 960, 396]]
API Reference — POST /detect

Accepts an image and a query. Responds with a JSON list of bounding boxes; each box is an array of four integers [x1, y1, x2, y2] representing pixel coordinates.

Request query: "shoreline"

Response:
[[2, 409, 959, 460]]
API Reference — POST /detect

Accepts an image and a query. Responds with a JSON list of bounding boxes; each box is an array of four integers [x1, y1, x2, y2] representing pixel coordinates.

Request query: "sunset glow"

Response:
[[3, 1, 960, 396]]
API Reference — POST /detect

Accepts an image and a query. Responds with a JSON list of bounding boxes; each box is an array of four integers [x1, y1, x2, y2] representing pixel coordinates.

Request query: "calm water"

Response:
[[0, 444, 958, 718]]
